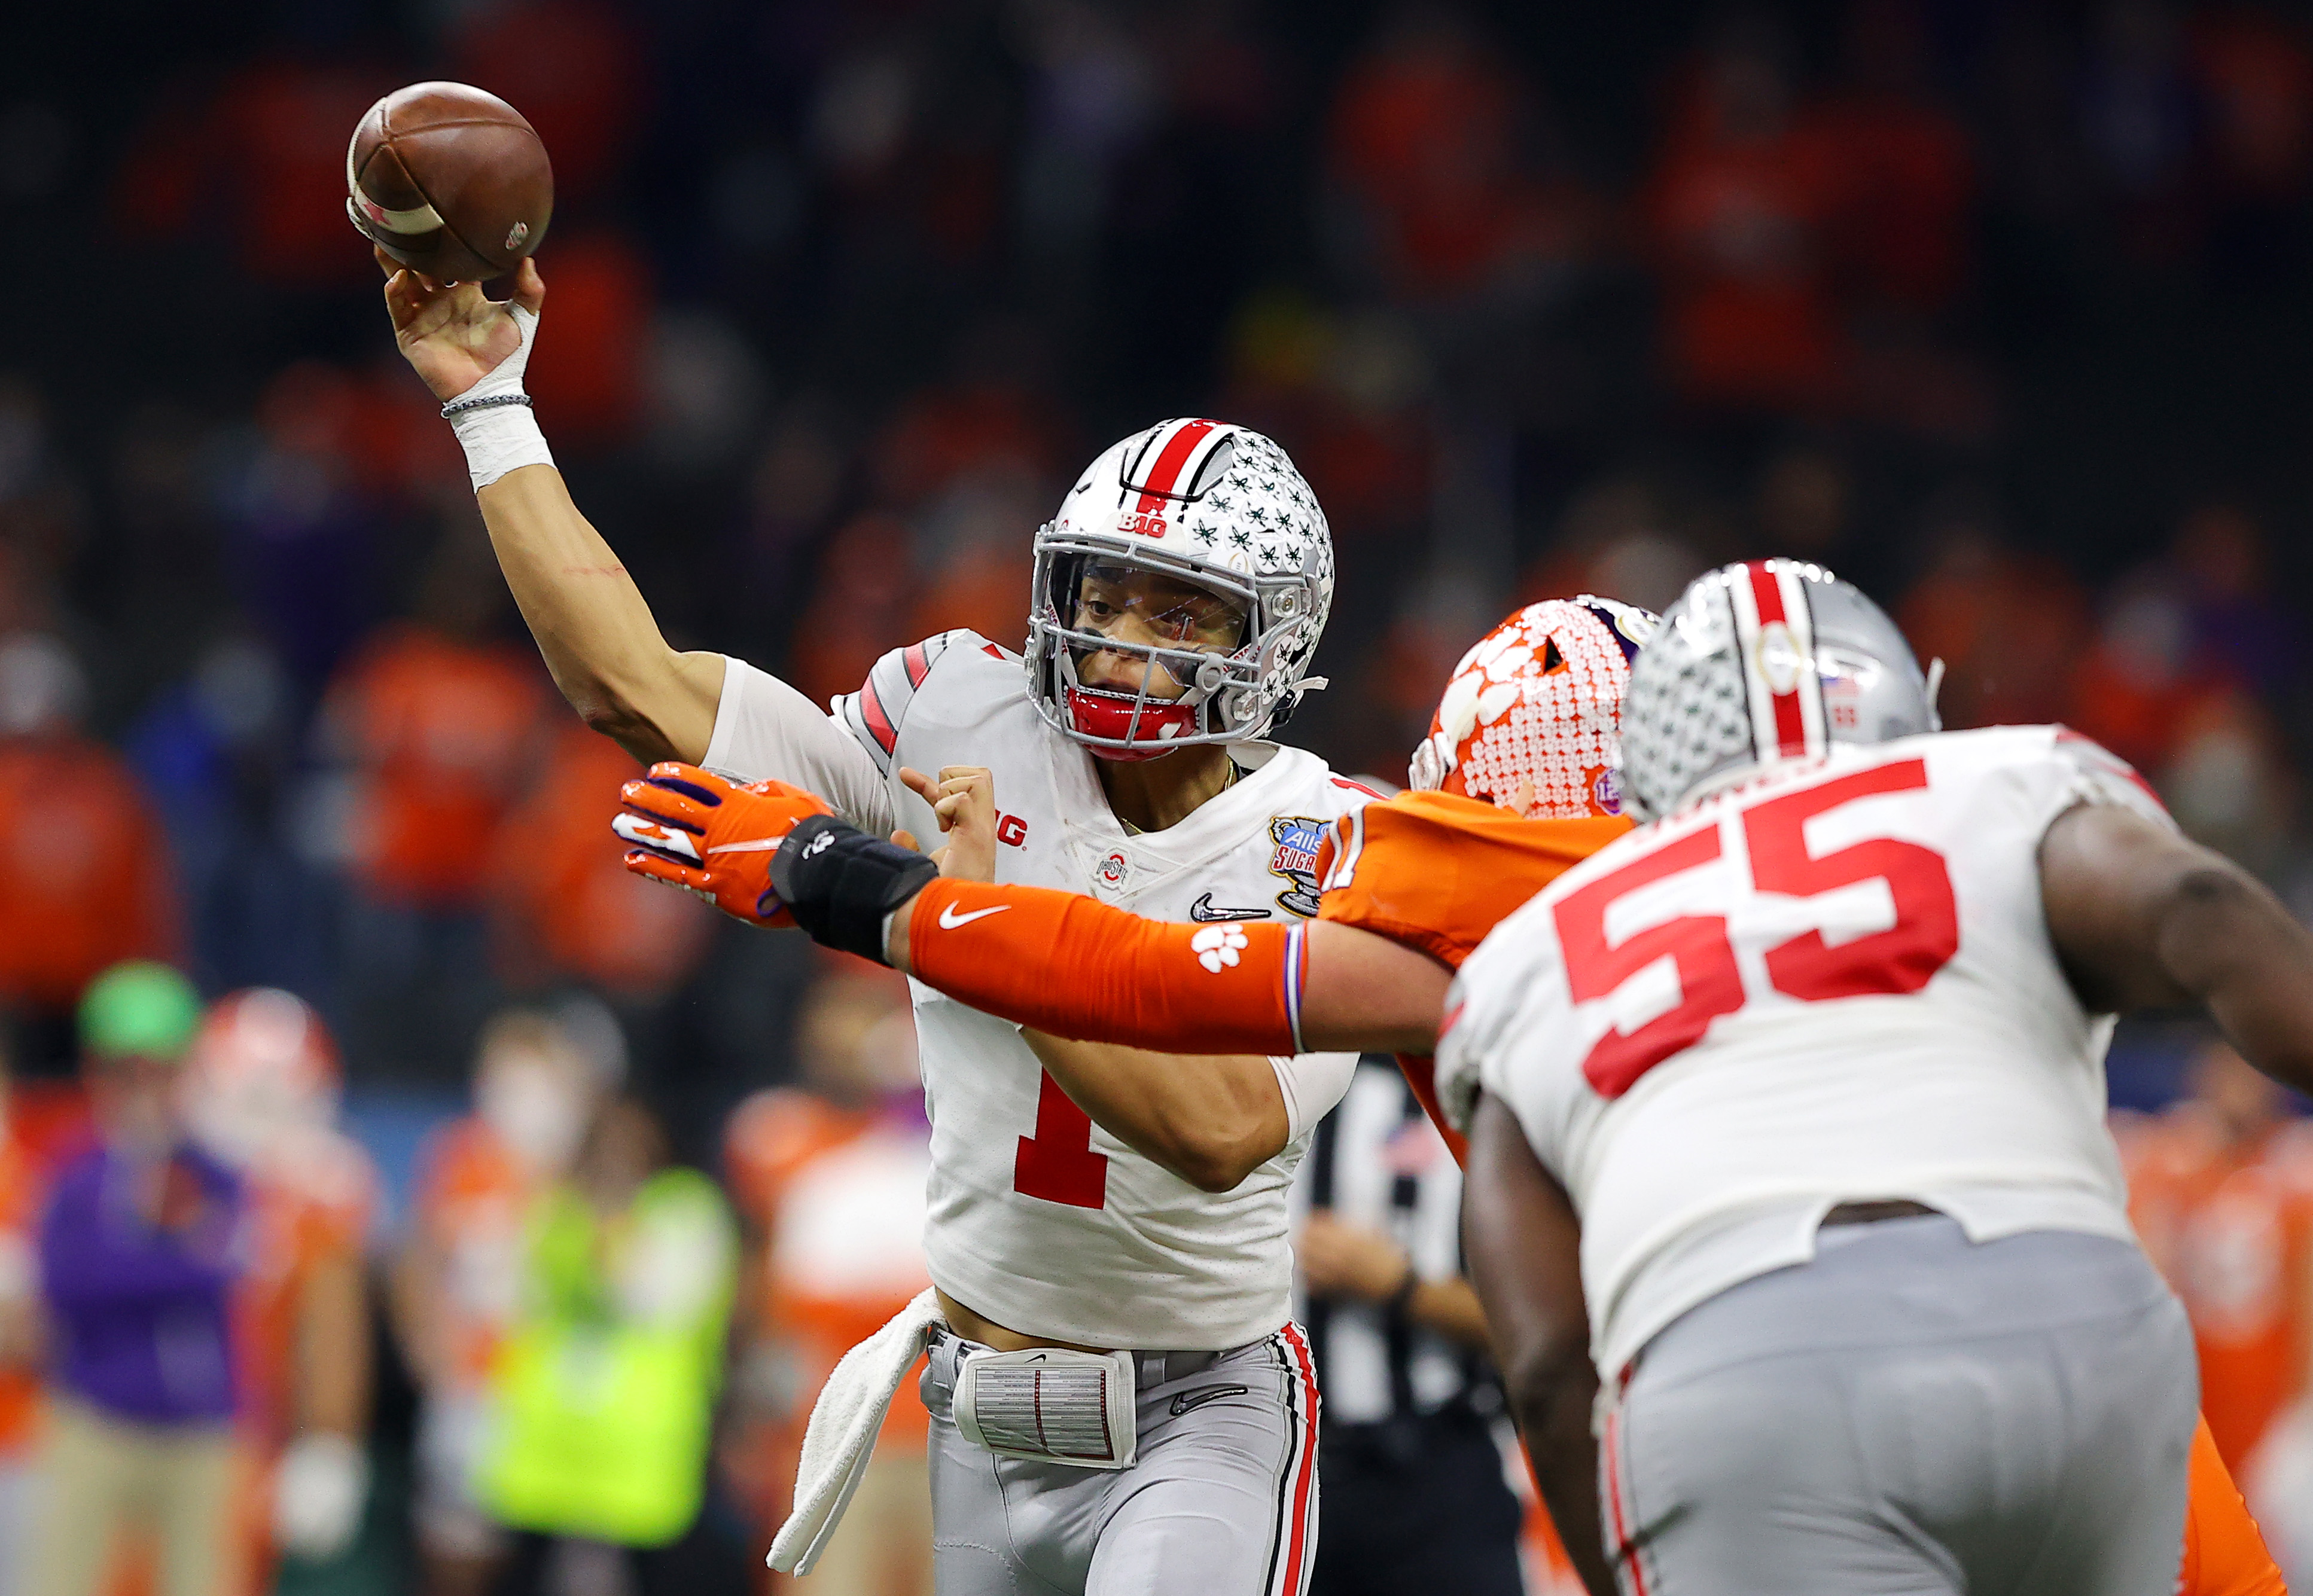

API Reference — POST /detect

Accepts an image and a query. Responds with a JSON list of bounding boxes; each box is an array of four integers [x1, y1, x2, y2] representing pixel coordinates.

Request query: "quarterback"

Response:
[[380, 255, 1367, 1595], [1442, 560, 2313, 1595]]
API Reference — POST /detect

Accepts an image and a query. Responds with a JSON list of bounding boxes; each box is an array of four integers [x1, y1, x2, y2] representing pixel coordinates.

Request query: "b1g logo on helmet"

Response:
[[1267, 816, 1327, 917], [1116, 510, 1171, 539]]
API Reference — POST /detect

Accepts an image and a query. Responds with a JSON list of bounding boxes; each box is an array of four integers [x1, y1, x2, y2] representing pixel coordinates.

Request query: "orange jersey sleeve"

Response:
[[2181, 1414, 2287, 1596], [907, 878, 1302, 1054], [1314, 791, 1633, 972]]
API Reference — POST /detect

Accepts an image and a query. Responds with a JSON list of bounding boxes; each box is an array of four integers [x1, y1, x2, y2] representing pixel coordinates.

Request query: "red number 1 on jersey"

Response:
[[1014, 1071, 1110, 1208], [1555, 758, 1960, 1099]]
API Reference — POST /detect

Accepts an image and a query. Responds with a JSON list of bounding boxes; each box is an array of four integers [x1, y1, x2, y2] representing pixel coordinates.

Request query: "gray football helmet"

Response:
[[1618, 560, 1941, 822]]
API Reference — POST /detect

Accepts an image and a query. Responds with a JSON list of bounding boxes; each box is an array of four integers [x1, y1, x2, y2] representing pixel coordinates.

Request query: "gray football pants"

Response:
[[921, 1326, 1320, 1596], [1601, 1216, 2197, 1596]]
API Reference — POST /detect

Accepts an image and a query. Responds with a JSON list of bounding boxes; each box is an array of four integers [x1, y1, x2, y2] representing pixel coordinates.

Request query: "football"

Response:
[[346, 81, 553, 283]]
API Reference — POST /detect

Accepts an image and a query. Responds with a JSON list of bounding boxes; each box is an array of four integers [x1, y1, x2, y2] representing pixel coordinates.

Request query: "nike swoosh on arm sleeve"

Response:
[[906, 878, 1301, 1055], [704, 658, 898, 838]]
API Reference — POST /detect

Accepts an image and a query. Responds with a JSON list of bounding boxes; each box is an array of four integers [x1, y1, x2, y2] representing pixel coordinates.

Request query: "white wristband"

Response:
[[447, 301, 554, 492]]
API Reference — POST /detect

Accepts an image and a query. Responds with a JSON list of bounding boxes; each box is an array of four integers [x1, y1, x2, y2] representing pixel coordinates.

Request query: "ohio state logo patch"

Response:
[[1267, 816, 1326, 917]]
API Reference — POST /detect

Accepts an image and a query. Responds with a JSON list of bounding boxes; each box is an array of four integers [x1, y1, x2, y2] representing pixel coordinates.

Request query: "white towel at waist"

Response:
[[767, 1287, 944, 1575]]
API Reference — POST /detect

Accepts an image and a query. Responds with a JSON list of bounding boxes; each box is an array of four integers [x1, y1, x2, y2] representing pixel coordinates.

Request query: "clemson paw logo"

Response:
[[1192, 926, 1248, 972]]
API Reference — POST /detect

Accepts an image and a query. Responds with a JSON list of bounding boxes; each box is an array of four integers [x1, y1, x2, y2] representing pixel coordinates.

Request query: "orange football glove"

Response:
[[613, 764, 835, 928]]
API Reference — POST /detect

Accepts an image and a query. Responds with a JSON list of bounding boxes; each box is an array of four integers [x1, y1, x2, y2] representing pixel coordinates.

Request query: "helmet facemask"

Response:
[[1041, 544, 1276, 754]]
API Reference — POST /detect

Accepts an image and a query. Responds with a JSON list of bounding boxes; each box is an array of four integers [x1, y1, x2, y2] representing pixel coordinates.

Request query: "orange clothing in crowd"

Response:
[[1645, 110, 1843, 410], [0, 736, 179, 1011], [2184, 1414, 2290, 1596], [0, 1128, 44, 1459], [493, 724, 713, 995], [409, 1117, 542, 1392], [325, 625, 547, 910], [2122, 1110, 2313, 1468], [231, 1128, 378, 1449], [723, 1089, 932, 1528]]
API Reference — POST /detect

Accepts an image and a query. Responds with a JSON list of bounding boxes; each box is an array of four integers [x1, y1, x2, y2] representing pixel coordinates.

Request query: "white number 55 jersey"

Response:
[[1436, 724, 2173, 1379]]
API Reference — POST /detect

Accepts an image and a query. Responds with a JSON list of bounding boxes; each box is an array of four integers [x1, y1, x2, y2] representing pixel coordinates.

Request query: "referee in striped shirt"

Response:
[[1294, 1055, 1526, 1596]]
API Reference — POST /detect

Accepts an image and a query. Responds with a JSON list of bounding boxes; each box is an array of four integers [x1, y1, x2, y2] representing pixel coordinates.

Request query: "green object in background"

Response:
[[476, 1167, 738, 1548], [78, 962, 202, 1061]]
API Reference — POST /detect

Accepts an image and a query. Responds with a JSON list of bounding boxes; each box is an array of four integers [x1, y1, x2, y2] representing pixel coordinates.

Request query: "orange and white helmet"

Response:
[[184, 988, 342, 1167], [1408, 596, 1658, 819]]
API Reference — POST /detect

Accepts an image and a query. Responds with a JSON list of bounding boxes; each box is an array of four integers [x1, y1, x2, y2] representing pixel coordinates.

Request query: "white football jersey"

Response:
[[705, 631, 1369, 1350], [1436, 725, 2172, 1379]]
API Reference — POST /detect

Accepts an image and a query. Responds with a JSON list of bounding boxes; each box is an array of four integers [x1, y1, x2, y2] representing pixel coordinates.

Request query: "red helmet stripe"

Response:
[[1726, 560, 1828, 766], [1743, 562, 1809, 758], [1132, 419, 1219, 514], [901, 640, 931, 688]]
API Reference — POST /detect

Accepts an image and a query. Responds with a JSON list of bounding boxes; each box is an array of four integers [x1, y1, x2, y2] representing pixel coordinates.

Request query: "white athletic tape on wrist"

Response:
[[448, 301, 554, 490]]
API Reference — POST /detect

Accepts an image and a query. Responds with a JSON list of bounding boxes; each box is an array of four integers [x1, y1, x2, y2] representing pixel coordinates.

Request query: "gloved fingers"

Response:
[[642, 762, 732, 805], [613, 811, 705, 863], [623, 850, 713, 896], [618, 779, 712, 834]]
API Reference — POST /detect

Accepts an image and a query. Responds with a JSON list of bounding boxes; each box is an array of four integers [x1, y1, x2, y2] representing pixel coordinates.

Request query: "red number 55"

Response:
[[1554, 759, 1960, 1098]]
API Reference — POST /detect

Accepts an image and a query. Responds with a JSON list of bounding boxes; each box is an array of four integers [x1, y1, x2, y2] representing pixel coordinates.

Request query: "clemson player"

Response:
[[615, 592, 2282, 1596], [181, 990, 377, 1587]]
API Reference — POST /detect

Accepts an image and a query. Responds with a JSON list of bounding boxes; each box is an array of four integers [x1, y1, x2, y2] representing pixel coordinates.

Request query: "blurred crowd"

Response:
[[6, 0, 2313, 1590]]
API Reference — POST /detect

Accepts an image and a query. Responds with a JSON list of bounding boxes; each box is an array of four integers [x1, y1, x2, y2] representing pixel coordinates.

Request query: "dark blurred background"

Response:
[[8, 0, 2313, 1109], [6, 1, 2313, 1588]]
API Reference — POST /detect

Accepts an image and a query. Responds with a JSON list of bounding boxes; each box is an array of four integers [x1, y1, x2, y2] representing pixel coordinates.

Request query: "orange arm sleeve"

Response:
[[907, 878, 1303, 1054]]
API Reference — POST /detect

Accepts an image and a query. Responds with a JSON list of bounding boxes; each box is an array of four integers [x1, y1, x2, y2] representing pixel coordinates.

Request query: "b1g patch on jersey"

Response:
[[1269, 816, 1327, 916]]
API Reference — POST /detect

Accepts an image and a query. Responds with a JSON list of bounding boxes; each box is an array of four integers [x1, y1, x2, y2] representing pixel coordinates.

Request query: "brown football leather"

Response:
[[348, 82, 553, 283]]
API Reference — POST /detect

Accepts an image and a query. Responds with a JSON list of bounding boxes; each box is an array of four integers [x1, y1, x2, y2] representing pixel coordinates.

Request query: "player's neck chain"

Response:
[[1119, 760, 1241, 837]]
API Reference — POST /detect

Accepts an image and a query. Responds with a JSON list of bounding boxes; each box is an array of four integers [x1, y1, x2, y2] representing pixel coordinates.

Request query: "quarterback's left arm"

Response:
[[1019, 1033, 1351, 1194], [1462, 1091, 1616, 1596], [2041, 804, 2313, 1092]]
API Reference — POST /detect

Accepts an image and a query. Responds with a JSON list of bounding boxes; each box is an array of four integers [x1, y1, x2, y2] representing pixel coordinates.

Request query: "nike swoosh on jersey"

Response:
[[1189, 893, 1272, 923], [938, 902, 1014, 930]]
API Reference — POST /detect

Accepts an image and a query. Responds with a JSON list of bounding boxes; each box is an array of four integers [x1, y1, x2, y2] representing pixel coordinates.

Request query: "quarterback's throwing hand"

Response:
[[614, 764, 834, 927], [378, 245, 545, 404]]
